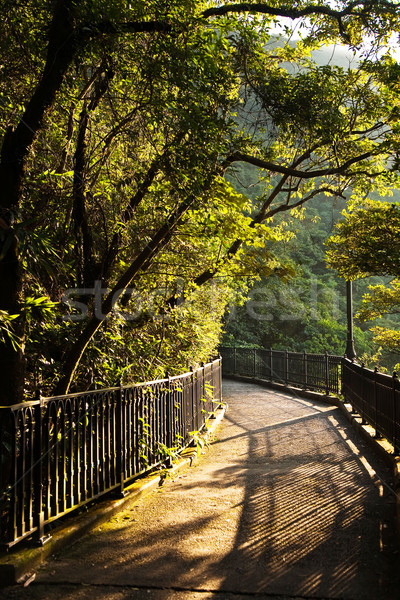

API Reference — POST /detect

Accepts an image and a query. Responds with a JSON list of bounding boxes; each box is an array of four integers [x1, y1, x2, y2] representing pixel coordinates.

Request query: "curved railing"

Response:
[[2, 347, 400, 551], [221, 346, 400, 455], [0, 358, 222, 550], [342, 359, 400, 453], [220, 346, 342, 395]]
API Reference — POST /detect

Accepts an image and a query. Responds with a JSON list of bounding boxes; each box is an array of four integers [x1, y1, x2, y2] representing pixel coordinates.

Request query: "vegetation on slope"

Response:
[[2, 1, 400, 401]]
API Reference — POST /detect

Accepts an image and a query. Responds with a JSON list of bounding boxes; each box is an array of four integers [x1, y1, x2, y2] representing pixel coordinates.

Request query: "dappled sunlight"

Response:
[[223, 457, 367, 595], [213, 382, 398, 598], [34, 381, 399, 599]]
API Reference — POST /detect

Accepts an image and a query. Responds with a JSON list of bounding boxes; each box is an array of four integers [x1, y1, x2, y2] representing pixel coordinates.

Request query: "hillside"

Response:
[[223, 40, 400, 369]]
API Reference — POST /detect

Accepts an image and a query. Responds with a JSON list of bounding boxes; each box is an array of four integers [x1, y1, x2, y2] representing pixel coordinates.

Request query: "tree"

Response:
[[325, 200, 400, 279], [326, 199, 400, 363], [222, 193, 375, 355], [2, 0, 400, 403]]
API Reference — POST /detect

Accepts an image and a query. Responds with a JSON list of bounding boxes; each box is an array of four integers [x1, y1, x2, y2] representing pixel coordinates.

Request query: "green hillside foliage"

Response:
[[326, 198, 400, 369], [2, 1, 400, 402], [224, 183, 400, 370]]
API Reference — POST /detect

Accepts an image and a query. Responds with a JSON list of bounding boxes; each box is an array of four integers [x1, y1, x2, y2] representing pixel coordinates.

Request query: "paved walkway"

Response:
[[2, 380, 400, 599]]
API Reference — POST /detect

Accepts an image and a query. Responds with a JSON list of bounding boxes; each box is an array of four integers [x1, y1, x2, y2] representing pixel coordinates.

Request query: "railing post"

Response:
[[165, 372, 173, 449], [209, 360, 216, 419], [253, 347, 256, 378], [284, 349, 288, 385], [233, 347, 237, 375], [218, 354, 222, 402], [34, 390, 51, 546], [116, 381, 128, 497], [361, 363, 366, 423], [0, 407, 12, 547], [190, 366, 196, 431], [373, 367, 381, 439], [303, 351, 308, 389], [349, 359, 357, 415], [341, 357, 345, 396], [201, 362, 206, 425], [325, 351, 329, 395], [269, 348, 273, 380], [393, 371, 399, 454]]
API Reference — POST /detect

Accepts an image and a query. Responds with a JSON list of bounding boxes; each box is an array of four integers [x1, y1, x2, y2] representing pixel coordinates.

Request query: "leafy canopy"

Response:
[[326, 200, 400, 279], [2, 0, 400, 398]]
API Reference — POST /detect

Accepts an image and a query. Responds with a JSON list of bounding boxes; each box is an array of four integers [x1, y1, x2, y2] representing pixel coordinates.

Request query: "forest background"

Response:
[[2, 0, 400, 406]]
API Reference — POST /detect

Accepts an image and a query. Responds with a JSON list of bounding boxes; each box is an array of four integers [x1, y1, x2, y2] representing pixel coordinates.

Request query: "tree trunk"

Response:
[[55, 193, 198, 395], [72, 63, 113, 286], [0, 0, 78, 405]]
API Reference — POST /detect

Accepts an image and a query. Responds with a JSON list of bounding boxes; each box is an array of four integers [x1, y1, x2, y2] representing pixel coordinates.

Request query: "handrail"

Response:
[[0, 357, 222, 550], [221, 346, 400, 455], [220, 346, 342, 395]]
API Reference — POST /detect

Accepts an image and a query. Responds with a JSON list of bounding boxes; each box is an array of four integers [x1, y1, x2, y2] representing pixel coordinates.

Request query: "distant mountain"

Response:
[[269, 34, 359, 69], [311, 44, 359, 68]]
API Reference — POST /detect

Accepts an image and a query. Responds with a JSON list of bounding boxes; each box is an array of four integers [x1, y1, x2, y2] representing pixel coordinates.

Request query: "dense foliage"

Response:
[[326, 200, 400, 279], [2, 0, 400, 403], [326, 198, 400, 368], [222, 193, 373, 357]]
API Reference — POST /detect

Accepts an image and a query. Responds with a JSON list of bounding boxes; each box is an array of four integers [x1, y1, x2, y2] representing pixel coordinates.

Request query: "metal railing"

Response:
[[220, 347, 342, 395], [0, 358, 222, 550], [342, 359, 400, 453], [221, 346, 400, 454]]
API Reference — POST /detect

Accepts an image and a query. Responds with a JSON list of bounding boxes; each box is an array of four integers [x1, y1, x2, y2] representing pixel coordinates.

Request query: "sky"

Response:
[[270, 16, 400, 64]]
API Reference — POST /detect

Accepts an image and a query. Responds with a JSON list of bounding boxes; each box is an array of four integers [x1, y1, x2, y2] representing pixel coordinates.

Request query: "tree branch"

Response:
[[55, 172, 217, 395], [81, 19, 172, 37], [227, 150, 374, 178], [202, 1, 397, 20], [202, 1, 399, 43]]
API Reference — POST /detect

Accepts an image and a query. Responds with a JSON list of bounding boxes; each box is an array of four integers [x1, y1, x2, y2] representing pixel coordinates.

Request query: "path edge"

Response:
[[224, 374, 400, 546], [0, 405, 226, 587]]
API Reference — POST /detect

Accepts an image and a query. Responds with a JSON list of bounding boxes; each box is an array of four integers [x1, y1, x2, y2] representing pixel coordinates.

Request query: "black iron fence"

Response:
[[221, 346, 400, 454], [220, 347, 342, 395], [0, 358, 222, 550], [342, 359, 400, 453], [3, 347, 400, 551]]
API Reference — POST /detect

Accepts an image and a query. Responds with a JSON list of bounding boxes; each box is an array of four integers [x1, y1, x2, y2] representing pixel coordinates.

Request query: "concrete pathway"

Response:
[[2, 380, 400, 599]]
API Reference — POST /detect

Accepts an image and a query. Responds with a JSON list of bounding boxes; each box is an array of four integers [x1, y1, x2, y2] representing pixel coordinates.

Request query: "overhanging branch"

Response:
[[202, 1, 398, 20], [82, 20, 173, 37], [202, 1, 400, 43], [227, 150, 374, 178]]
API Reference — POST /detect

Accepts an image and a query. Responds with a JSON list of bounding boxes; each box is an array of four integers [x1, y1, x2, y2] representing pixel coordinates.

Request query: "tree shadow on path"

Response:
[[211, 381, 400, 599], [18, 380, 400, 600]]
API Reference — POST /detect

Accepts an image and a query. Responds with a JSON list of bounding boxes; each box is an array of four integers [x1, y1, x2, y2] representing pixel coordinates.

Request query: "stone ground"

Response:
[[2, 380, 400, 599]]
